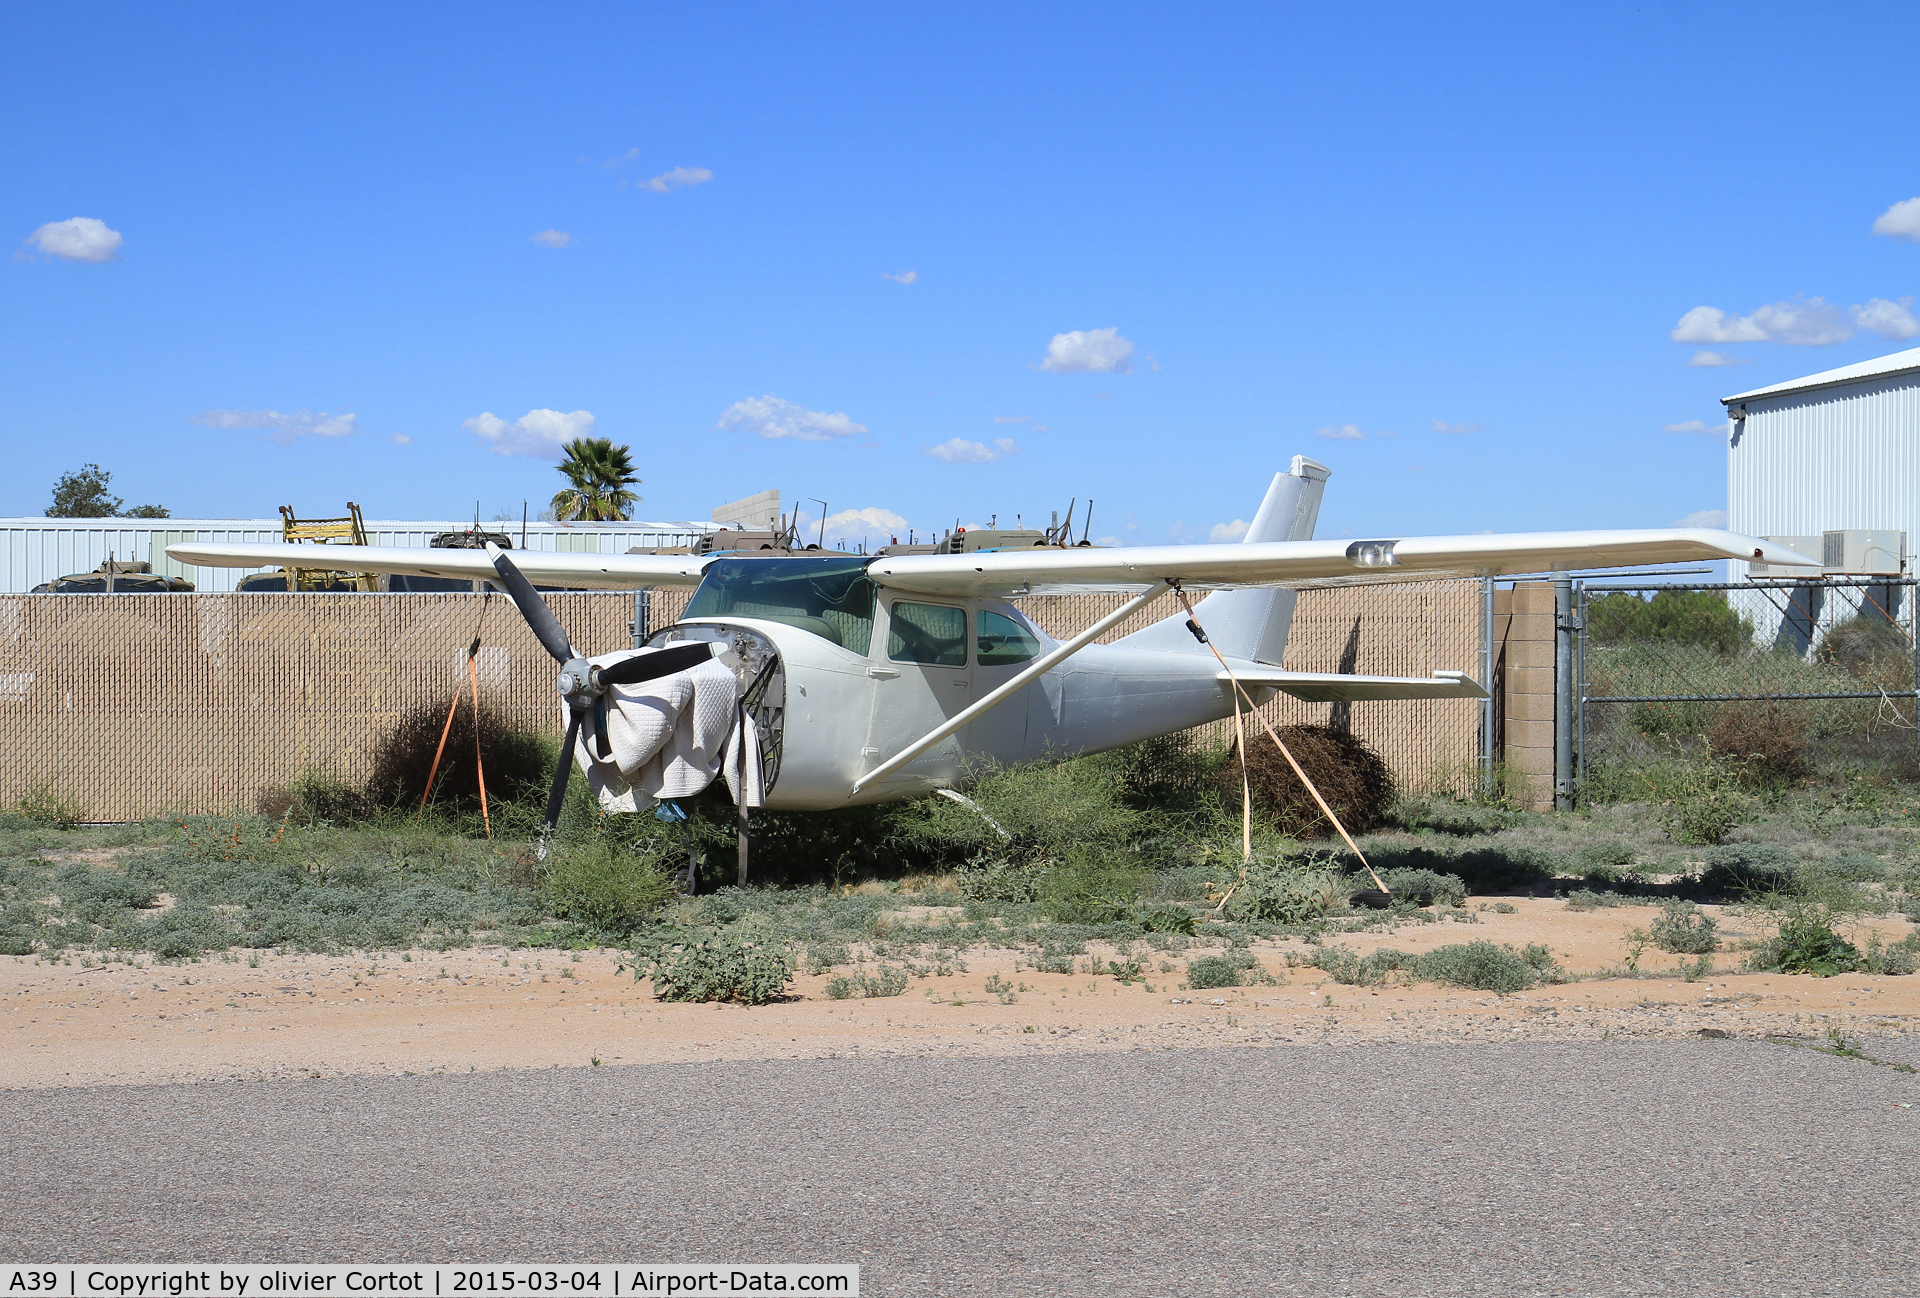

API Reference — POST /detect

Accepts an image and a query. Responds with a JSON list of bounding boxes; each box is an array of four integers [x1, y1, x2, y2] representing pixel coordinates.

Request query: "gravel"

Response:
[[3, 1041, 1917, 1295]]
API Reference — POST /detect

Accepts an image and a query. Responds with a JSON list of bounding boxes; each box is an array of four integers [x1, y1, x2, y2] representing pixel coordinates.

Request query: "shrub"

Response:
[[1648, 899, 1718, 954], [1227, 851, 1347, 925], [1565, 888, 1630, 910], [1362, 844, 1551, 895], [15, 785, 87, 829], [1692, 845, 1798, 899], [1379, 868, 1466, 909], [825, 966, 909, 999], [1392, 797, 1522, 836], [362, 699, 555, 815], [1187, 952, 1255, 988], [1707, 705, 1808, 788], [1038, 848, 1148, 924], [1816, 615, 1909, 681], [1312, 946, 1411, 986], [1410, 941, 1540, 992], [1648, 760, 1749, 846], [1586, 589, 1751, 655], [1861, 934, 1919, 976], [1746, 901, 1860, 977], [891, 755, 1148, 869], [632, 926, 792, 1004], [1573, 841, 1637, 883], [542, 840, 678, 933], [1136, 905, 1197, 935], [952, 855, 1047, 903], [1219, 725, 1394, 839]]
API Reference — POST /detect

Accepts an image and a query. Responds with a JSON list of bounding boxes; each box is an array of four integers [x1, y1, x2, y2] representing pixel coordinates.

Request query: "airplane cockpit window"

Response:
[[976, 609, 1040, 666], [682, 557, 876, 653], [888, 602, 967, 667]]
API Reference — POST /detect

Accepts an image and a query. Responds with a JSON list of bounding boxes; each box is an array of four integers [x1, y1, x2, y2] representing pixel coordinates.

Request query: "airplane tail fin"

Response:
[[1114, 455, 1330, 664]]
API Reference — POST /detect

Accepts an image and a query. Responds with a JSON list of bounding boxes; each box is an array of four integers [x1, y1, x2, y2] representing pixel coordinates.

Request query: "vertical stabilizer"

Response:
[[1115, 455, 1330, 664]]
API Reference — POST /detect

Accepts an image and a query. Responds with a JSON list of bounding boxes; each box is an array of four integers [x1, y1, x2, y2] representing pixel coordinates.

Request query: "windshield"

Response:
[[682, 556, 876, 654]]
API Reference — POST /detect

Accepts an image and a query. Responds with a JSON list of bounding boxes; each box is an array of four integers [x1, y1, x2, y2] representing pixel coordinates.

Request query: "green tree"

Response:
[[47, 464, 121, 517], [1587, 589, 1752, 655], [550, 438, 641, 522], [123, 503, 172, 519]]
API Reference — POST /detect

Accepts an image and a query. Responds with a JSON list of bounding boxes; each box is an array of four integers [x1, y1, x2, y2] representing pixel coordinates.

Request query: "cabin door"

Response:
[[861, 598, 973, 793]]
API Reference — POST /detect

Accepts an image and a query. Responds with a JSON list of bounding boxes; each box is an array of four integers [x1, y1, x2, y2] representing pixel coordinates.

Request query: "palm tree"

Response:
[[550, 438, 642, 522]]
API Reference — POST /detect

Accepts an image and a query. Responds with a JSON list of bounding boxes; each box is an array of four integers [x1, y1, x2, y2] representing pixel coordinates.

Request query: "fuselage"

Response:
[[648, 556, 1253, 809]]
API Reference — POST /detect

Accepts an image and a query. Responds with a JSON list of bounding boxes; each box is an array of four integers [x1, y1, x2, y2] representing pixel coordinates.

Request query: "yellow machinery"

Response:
[[278, 502, 380, 590]]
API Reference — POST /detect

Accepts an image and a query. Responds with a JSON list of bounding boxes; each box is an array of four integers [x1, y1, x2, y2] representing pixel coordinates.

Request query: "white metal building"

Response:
[[1726, 344, 1920, 550], [1723, 344, 1920, 649], [0, 518, 716, 593]]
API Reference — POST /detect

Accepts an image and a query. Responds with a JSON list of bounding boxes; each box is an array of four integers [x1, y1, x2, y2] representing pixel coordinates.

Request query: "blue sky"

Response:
[[7, 2, 1920, 549]]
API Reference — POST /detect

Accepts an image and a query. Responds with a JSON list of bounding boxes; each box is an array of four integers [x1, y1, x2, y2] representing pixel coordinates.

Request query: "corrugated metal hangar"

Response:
[[1723, 344, 1920, 648], [1726, 344, 1920, 572]]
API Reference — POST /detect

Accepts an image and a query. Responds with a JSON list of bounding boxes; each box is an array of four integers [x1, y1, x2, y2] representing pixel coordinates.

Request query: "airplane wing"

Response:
[[164, 541, 713, 590], [867, 528, 1817, 598], [1227, 668, 1489, 703]]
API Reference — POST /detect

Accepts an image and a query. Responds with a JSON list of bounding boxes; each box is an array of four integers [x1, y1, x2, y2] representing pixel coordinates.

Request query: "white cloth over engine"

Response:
[[569, 644, 763, 813]]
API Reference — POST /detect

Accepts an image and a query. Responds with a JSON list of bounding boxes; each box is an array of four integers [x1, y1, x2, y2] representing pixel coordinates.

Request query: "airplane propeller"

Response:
[[484, 544, 720, 836]]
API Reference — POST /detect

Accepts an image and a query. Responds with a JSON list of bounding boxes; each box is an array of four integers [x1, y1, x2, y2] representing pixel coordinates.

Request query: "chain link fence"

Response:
[[1576, 577, 1920, 791]]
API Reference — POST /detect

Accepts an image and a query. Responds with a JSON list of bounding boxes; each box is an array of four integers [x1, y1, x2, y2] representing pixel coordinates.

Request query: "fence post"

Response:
[[1554, 575, 1574, 812], [1480, 575, 1495, 799], [1574, 578, 1587, 802], [632, 587, 651, 648]]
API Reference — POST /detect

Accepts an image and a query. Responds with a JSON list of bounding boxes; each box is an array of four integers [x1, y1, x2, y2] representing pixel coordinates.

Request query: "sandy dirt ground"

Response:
[[5, 897, 1918, 1089]]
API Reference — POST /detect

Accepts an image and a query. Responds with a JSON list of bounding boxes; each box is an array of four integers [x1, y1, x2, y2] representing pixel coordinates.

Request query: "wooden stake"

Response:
[[467, 645, 490, 839]]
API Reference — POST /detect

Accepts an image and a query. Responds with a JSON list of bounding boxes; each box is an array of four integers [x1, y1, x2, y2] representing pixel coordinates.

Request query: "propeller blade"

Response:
[[485, 543, 573, 665], [593, 694, 611, 761], [545, 712, 581, 831], [598, 641, 722, 687]]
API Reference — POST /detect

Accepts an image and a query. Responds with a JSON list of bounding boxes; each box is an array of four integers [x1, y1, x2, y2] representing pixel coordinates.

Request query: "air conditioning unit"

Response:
[[1821, 530, 1905, 575], [1749, 535, 1822, 579]]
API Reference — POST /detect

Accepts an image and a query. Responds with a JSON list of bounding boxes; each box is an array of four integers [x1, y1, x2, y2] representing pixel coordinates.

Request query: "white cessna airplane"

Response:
[[170, 458, 1813, 834]]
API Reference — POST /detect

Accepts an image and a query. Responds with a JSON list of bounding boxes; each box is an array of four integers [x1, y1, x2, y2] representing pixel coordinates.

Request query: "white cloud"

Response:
[[1676, 509, 1728, 529], [643, 166, 713, 193], [1209, 519, 1249, 543], [1687, 350, 1749, 367], [463, 408, 595, 457], [925, 437, 1017, 463], [1671, 297, 1851, 346], [994, 414, 1049, 431], [1663, 420, 1717, 434], [1872, 197, 1920, 242], [1854, 297, 1920, 340], [1431, 420, 1485, 434], [25, 217, 123, 263], [717, 395, 867, 442], [390, 433, 412, 445], [885, 270, 917, 285], [1315, 423, 1365, 441], [823, 507, 909, 537], [1673, 295, 1918, 346], [530, 230, 573, 248], [1036, 327, 1134, 374], [194, 408, 357, 444]]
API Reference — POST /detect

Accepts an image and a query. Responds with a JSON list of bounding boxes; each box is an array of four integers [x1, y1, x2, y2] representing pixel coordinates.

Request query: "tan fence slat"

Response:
[[0, 580, 1479, 820]]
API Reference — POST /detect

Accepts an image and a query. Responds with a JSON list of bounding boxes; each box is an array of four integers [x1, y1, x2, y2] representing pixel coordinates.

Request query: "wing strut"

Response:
[[851, 580, 1175, 795]]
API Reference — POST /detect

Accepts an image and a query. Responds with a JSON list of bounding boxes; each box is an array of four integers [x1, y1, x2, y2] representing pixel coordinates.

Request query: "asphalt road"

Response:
[[3, 1041, 1917, 1296]]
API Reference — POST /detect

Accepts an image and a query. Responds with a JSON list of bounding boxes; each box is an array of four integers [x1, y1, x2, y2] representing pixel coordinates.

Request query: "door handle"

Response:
[[866, 666, 900, 679]]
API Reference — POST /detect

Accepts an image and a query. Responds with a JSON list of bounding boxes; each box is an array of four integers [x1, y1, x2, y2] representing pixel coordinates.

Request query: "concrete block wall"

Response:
[[1492, 582, 1557, 811]]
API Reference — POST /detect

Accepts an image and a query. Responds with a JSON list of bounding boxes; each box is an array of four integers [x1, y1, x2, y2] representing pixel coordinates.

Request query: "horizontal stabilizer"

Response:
[[1223, 668, 1489, 703]]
